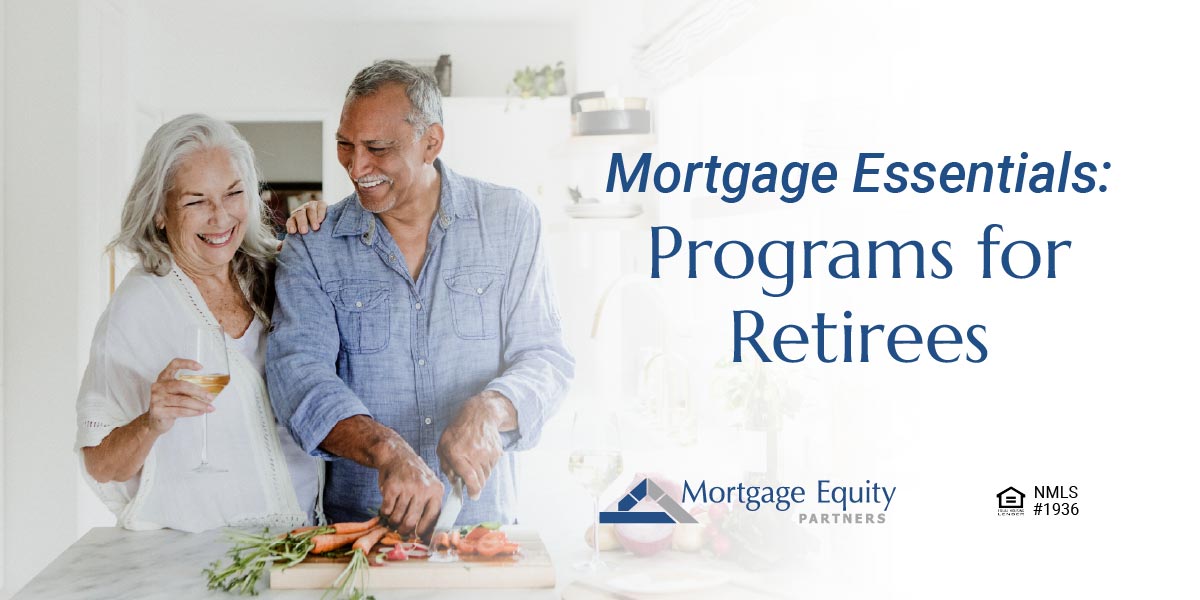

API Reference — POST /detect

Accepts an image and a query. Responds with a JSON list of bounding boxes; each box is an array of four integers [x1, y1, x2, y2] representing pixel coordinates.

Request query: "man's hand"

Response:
[[437, 391, 518, 500], [377, 444, 444, 537], [321, 415, 443, 537]]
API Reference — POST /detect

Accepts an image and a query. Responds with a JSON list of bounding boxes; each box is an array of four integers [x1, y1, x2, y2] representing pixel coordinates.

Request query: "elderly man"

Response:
[[267, 60, 574, 535]]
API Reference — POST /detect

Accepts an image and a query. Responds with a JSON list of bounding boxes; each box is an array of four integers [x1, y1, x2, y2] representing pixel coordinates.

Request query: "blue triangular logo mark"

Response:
[[599, 478, 699, 524]]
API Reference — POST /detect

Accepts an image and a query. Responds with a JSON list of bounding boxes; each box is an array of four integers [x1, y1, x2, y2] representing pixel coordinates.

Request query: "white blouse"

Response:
[[75, 263, 322, 533]]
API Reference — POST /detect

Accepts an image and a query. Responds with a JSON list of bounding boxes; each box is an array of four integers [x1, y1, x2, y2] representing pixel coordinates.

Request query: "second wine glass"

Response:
[[568, 408, 623, 572]]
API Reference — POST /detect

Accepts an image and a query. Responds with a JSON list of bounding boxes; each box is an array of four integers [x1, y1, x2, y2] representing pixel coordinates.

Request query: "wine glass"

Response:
[[177, 324, 231, 474], [568, 408, 623, 572]]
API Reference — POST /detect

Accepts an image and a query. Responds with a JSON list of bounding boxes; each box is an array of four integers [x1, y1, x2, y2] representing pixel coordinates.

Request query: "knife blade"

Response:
[[428, 476, 464, 561], [432, 476, 464, 536]]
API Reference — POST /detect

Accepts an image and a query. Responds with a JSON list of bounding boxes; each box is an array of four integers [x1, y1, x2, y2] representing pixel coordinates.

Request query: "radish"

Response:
[[709, 531, 732, 557]]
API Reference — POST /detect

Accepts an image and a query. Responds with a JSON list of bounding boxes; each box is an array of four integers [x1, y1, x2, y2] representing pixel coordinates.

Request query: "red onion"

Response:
[[613, 505, 675, 556]]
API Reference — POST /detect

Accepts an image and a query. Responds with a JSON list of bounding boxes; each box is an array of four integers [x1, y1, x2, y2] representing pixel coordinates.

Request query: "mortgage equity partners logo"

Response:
[[599, 478, 698, 523], [600, 477, 896, 525]]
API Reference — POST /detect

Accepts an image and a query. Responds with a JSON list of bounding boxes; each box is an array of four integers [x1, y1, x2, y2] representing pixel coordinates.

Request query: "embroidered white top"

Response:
[[75, 263, 321, 533]]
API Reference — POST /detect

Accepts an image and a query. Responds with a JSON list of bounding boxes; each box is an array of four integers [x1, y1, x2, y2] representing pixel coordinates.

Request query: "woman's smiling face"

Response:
[[161, 147, 249, 276]]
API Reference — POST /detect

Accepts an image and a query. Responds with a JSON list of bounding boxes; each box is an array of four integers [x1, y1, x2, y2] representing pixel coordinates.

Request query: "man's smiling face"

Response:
[[336, 83, 437, 216]]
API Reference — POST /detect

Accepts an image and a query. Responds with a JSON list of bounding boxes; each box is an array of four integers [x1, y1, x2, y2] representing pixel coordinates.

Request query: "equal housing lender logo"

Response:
[[599, 478, 699, 524], [997, 486, 1025, 516]]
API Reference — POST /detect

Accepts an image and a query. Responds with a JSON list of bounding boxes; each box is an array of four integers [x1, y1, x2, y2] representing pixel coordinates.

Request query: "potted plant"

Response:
[[508, 62, 567, 99]]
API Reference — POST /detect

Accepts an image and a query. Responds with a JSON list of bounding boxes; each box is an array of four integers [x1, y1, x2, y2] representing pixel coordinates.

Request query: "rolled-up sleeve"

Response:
[[267, 235, 371, 458], [484, 200, 575, 451]]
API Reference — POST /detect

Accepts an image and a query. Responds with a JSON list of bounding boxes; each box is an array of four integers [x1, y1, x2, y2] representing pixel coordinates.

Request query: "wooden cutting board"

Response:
[[270, 527, 555, 589]]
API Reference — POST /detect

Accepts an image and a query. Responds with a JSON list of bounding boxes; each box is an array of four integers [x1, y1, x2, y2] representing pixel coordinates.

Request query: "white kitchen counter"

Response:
[[10, 527, 561, 600], [12, 526, 795, 600]]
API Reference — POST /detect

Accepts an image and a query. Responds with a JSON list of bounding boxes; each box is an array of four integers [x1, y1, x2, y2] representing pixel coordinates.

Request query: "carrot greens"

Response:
[[203, 526, 332, 595], [323, 549, 375, 600]]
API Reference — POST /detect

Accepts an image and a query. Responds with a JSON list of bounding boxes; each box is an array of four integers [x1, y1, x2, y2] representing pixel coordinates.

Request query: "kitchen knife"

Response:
[[433, 476, 464, 535], [428, 476, 464, 561]]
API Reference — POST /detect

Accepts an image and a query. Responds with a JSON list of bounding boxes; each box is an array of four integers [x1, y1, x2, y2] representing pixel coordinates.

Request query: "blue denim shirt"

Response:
[[267, 160, 574, 525]]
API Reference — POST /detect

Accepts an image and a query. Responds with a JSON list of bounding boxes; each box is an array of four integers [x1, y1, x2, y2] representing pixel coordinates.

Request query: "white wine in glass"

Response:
[[177, 374, 230, 395], [179, 325, 230, 474], [569, 409, 622, 572], [568, 450, 623, 497]]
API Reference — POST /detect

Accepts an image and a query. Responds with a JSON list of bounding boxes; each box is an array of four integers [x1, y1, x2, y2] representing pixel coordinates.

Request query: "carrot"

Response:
[[351, 525, 389, 554], [311, 529, 372, 554], [290, 525, 321, 535], [465, 526, 488, 542], [501, 542, 520, 555], [333, 516, 380, 535], [456, 540, 476, 555], [432, 531, 450, 549], [450, 529, 461, 548], [476, 537, 504, 557], [380, 532, 402, 546], [480, 530, 507, 544]]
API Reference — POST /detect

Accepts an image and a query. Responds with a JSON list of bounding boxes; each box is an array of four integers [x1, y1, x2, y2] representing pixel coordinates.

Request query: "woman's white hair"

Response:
[[109, 113, 279, 325]]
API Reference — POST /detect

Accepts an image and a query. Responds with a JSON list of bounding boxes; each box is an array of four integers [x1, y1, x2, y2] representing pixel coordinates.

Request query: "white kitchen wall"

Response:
[[2, 0, 161, 594], [0, 1, 7, 592], [4, 1, 90, 594], [153, 15, 575, 108]]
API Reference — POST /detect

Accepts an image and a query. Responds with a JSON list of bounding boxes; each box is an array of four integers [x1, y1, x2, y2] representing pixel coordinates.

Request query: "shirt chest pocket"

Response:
[[444, 268, 504, 340], [327, 281, 391, 353]]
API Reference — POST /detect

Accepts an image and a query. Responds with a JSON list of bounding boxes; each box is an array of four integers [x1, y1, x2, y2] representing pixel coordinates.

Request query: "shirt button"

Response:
[[389, 254, 396, 262], [424, 417, 432, 425], [355, 301, 363, 308], [475, 287, 484, 295], [415, 302, 422, 310], [418, 358, 426, 366]]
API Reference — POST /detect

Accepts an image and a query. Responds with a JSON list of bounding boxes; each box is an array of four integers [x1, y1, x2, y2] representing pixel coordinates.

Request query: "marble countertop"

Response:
[[11, 527, 560, 600], [12, 527, 792, 600]]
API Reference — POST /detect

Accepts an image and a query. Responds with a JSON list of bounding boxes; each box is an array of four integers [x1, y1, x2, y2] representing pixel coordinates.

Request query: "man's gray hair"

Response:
[[345, 59, 444, 136], [109, 114, 279, 325]]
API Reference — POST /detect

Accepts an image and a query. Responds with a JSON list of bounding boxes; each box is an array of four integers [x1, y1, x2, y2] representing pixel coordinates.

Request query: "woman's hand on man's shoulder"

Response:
[[286, 200, 328, 235]]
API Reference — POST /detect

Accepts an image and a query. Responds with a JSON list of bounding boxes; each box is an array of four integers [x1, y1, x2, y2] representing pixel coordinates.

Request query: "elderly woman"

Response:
[[76, 114, 326, 532]]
